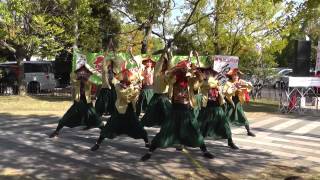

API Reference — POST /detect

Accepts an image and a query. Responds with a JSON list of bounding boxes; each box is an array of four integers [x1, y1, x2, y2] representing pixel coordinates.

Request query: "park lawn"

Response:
[[244, 164, 320, 180], [242, 98, 279, 119], [0, 96, 280, 118], [0, 95, 72, 116]]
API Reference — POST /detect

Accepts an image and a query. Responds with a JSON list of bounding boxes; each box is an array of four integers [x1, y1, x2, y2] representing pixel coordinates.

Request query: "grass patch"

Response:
[[246, 164, 320, 180], [0, 96, 281, 117], [243, 98, 279, 113], [0, 96, 72, 116]]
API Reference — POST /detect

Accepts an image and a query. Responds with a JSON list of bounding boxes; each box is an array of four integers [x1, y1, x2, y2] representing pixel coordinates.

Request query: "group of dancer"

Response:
[[49, 48, 256, 161]]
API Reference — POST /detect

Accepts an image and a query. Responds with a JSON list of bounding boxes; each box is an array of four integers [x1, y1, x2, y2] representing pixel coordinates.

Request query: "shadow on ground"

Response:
[[0, 111, 318, 179]]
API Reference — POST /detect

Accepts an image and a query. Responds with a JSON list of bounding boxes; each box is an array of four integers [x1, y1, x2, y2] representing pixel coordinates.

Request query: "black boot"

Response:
[[141, 152, 151, 161], [203, 152, 214, 159], [228, 138, 239, 149], [200, 144, 214, 159], [145, 142, 150, 148], [49, 130, 59, 138], [144, 137, 150, 148], [49, 124, 63, 138], [82, 126, 91, 130], [245, 125, 256, 137], [91, 144, 100, 151], [91, 136, 104, 151], [176, 145, 184, 151], [141, 145, 156, 161]]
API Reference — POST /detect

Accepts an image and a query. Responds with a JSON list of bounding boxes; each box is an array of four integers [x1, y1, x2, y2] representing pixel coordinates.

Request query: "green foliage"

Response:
[[0, 0, 318, 76], [172, 0, 298, 74], [275, 0, 320, 68]]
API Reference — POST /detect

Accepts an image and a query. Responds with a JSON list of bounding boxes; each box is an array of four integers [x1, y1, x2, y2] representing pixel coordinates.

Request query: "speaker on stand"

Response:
[[293, 40, 311, 77]]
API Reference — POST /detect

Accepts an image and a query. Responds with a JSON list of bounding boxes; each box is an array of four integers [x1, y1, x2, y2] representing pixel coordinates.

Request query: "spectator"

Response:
[[315, 71, 320, 94]]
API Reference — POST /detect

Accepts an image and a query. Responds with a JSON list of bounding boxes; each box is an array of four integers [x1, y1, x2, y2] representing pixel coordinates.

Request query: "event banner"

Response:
[[316, 41, 320, 73], [288, 77, 320, 87], [213, 55, 239, 85], [73, 50, 237, 85], [213, 55, 239, 73]]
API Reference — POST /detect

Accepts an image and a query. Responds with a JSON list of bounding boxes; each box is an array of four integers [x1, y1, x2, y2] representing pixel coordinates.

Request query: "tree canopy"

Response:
[[0, 0, 319, 71]]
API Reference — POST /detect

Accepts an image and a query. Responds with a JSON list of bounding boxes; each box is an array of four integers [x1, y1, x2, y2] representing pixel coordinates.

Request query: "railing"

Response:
[[279, 77, 320, 115]]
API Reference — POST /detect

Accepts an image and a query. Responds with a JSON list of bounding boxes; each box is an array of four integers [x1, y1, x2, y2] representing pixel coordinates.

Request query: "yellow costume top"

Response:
[[70, 72, 93, 103], [152, 55, 174, 94], [114, 83, 140, 114], [102, 57, 127, 89], [200, 76, 224, 107], [223, 79, 252, 105], [169, 71, 202, 108]]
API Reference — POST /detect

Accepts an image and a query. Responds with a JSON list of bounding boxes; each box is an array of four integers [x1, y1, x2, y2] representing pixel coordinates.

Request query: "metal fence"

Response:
[[279, 86, 320, 115], [251, 86, 285, 101]]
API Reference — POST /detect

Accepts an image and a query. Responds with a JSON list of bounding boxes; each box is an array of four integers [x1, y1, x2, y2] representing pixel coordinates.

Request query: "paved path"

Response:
[[0, 112, 319, 179]]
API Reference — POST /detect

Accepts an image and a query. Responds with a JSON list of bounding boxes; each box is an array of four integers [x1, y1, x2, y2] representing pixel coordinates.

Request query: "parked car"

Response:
[[0, 65, 18, 95], [0, 61, 56, 93]]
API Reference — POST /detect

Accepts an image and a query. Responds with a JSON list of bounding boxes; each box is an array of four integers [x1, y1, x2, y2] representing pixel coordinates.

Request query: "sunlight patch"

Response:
[[0, 168, 25, 176]]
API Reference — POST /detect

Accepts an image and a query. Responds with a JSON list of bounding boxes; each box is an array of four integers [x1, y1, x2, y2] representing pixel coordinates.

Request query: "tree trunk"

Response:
[[71, 0, 79, 50], [141, 24, 153, 54], [213, 0, 221, 55], [16, 57, 26, 96], [25, 55, 31, 61]]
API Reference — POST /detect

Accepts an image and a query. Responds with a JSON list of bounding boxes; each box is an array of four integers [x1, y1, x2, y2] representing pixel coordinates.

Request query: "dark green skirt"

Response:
[[136, 87, 154, 117], [151, 103, 204, 148], [192, 94, 203, 120], [100, 103, 148, 140], [225, 96, 249, 126], [95, 88, 114, 116], [198, 101, 232, 139], [140, 93, 172, 127], [58, 101, 102, 128]]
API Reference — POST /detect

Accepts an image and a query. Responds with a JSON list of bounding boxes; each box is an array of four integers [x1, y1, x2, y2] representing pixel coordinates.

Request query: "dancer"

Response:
[[141, 60, 214, 161], [91, 68, 149, 151], [135, 57, 156, 117], [140, 51, 173, 127], [197, 66, 239, 149], [95, 53, 127, 116], [49, 63, 103, 138], [224, 68, 255, 136]]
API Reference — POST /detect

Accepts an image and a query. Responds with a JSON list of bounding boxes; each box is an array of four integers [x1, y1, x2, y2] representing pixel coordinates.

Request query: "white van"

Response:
[[0, 61, 56, 93]]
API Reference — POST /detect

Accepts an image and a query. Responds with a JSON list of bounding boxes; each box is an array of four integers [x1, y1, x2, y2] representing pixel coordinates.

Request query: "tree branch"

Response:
[[110, 5, 138, 24], [0, 40, 16, 53], [152, 30, 164, 39], [170, 0, 202, 44], [161, 0, 171, 42], [185, 11, 214, 27]]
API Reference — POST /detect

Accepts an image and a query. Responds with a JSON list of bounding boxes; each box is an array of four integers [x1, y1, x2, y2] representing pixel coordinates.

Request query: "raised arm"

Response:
[[101, 60, 111, 89], [194, 51, 201, 67], [154, 53, 165, 76], [128, 47, 140, 69]]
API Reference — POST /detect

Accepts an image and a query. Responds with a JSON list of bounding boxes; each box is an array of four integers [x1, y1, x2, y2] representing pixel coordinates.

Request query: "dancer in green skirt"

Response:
[[135, 58, 156, 117], [95, 54, 126, 116], [224, 68, 255, 137], [140, 51, 173, 127], [49, 63, 103, 138], [197, 67, 239, 149], [141, 60, 214, 161], [91, 69, 149, 151]]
